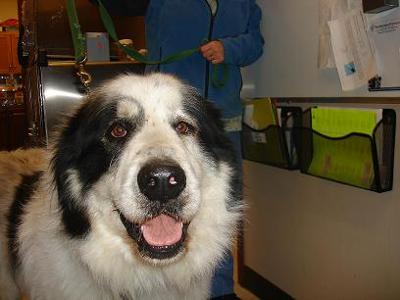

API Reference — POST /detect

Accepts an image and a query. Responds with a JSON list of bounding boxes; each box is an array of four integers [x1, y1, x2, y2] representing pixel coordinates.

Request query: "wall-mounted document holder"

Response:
[[241, 98, 302, 169], [298, 107, 396, 192], [368, 75, 400, 92]]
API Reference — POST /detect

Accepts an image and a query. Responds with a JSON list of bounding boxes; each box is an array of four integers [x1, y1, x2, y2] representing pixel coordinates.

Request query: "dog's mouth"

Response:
[[119, 211, 189, 260]]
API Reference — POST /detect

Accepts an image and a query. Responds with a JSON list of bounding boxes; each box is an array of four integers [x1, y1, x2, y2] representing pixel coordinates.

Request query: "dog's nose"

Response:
[[137, 162, 186, 202]]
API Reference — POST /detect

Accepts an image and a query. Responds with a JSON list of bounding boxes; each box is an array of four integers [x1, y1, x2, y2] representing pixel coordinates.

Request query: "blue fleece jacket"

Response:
[[145, 0, 264, 119]]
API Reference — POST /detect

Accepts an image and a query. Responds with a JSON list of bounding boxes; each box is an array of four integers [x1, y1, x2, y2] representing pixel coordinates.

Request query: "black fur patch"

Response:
[[53, 96, 116, 238], [52, 94, 142, 238], [7, 172, 43, 268], [182, 89, 236, 162]]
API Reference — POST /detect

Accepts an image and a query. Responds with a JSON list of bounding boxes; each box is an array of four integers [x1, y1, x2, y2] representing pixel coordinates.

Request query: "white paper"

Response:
[[243, 104, 256, 128], [328, 9, 378, 91], [251, 132, 267, 144], [367, 8, 400, 87], [318, 0, 363, 69]]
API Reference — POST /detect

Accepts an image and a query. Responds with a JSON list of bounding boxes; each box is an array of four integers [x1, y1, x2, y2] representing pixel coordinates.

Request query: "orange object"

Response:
[[0, 32, 21, 74], [0, 19, 19, 28]]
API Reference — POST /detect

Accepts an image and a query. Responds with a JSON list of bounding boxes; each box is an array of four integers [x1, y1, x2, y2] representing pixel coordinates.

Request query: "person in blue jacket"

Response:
[[145, 0, 264, 130], [145, 1, 264, 299], [91, 0, 264, 298]]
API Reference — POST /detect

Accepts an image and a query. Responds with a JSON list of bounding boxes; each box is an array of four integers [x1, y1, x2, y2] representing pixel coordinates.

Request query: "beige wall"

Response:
[[0, 0, 18, 22]]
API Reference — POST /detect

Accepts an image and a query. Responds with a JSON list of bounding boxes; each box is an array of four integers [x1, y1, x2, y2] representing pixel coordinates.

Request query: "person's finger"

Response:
[[201, 49, 215, 61], [202, 48, 214, 56], [200, 42, 222, 54], [200, 42, 214, 52], [211, 57, 223, 64], [212, 52, 223, 61], [200, 42, 224, 62]]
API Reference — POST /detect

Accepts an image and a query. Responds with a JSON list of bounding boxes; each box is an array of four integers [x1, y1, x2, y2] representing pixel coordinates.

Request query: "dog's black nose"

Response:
[[137, 162, 186, 202]]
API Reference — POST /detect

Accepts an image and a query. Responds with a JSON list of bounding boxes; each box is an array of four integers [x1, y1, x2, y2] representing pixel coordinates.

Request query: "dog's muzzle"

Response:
[[119, 160, 189, 261]]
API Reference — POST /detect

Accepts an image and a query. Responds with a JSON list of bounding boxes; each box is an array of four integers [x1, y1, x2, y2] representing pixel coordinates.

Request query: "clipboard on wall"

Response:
[[367, 7, 400, 91]]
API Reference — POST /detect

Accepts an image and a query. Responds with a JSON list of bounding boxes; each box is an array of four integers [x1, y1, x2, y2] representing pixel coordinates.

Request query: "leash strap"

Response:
[[66, 0, 85, 62], [66, 0, 92, 91], [97, 0, 228, 88], [98, 0, 199, 65], [66, 0, 228, 89]]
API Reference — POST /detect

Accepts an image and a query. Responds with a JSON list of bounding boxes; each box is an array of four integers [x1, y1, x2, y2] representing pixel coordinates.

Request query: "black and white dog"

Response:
[[0, 73, 242, 299]]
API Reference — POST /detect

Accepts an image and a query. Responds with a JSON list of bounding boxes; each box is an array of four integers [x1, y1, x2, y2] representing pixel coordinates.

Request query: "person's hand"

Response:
[[200, 41, 224, 64]]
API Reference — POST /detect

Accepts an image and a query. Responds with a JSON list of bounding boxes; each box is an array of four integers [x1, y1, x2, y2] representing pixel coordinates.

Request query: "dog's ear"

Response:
[[202, 100, 234, 151], [53, 93, 117, 188], [183, 88, 237, 165], [51, 92, 117, 238]]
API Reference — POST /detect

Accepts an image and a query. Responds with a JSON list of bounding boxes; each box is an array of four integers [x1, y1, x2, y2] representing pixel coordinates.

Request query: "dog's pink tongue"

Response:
[[141, 214, 183, 246]]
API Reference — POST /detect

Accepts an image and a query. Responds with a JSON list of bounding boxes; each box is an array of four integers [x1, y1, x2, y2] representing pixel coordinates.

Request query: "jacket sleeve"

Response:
[[219, 0, 264, 67]]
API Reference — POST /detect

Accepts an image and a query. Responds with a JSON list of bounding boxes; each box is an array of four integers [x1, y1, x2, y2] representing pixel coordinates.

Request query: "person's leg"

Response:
[[210, 253, 236, 298], [210, 131, 242, 299]]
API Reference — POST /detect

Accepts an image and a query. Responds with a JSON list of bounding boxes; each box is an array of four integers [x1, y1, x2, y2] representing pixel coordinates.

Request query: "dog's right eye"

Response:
[[111, 125, 127, 138], [108, 123, 128, 139], [175, 121, 196, 136]]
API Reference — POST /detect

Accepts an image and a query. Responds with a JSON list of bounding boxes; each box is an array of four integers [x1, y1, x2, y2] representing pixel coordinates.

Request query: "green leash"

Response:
[[98, 0, 198, 65], [66, 0, 86, 63], [66, 0, 228, 88], [66, 0, 92, 90]]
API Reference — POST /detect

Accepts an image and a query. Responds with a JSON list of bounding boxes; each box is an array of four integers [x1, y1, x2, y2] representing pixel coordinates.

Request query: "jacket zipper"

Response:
[[157, 46, 162, 72], [203, 0, 218, 98]]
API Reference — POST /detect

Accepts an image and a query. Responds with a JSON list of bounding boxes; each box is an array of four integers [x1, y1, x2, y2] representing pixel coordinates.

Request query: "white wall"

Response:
[[241, 1, 400, 299], [242, 0, 400, 98]]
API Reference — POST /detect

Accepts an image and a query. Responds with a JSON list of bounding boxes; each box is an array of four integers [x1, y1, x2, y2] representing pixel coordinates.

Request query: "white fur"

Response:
[[0, 73, 241, 299]]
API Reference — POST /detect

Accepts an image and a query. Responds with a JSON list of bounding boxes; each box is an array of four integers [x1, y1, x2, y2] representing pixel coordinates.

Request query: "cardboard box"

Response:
[[86, 32, 110, 61]]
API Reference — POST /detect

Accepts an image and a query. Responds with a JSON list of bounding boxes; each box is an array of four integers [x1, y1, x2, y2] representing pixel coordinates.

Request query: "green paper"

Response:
[[243, 98, 277, 130], [308, 108, 379, 188], [311, 107, 378, 137]]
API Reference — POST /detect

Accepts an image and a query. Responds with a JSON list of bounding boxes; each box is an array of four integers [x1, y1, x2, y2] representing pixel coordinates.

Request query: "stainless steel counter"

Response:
[[38, 61, 144, 142]]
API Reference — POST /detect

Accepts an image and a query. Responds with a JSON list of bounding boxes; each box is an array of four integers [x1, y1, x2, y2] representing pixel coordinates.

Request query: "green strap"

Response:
[[66, 0, 86, 63], [98, 0, 199, 65], [97, 0, 229, 87], [211, 63, 229, 88], [67, 0, 229, 88]]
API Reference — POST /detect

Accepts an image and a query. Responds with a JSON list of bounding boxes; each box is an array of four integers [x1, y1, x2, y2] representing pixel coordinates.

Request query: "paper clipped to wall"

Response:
[[318, 0, 363, 69], [328, 9, 378, 91], [367, 7, 400, 87]]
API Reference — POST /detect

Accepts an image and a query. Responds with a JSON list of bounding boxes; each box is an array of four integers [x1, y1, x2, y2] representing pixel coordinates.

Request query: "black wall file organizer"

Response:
[[298, 108, 396, 192], [242, 106, 302, 170]]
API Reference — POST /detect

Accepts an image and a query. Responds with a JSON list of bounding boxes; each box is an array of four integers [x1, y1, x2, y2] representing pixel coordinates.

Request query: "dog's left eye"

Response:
[[175, 121, 195, 135], [110, 124, 127, 138]]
